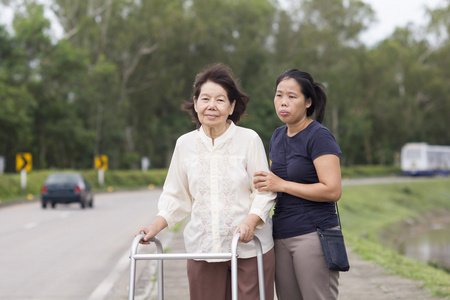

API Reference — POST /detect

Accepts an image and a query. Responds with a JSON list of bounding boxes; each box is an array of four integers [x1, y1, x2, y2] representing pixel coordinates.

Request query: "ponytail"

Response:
[[311, 82, 327, 124]]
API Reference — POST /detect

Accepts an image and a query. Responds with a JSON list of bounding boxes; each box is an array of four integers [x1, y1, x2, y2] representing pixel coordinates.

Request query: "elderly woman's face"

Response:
[[194, 81, 235, 129]]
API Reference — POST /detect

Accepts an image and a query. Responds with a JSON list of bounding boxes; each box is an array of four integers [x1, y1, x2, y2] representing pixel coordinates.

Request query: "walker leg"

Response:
[[128, 256, 137, 300], [253, 236, 266, 300], [151, 237, 164, 300], [231, 233, 240, 300], [129, 233, 144, 300]]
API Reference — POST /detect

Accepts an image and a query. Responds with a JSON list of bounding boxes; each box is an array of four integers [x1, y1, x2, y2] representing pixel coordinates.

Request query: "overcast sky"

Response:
[[360, 0, 445, 44], [0, 0, 447, 45]]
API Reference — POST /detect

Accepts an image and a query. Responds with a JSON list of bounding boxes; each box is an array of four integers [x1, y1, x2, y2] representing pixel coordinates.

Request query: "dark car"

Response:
[[41, 172, 94, 209]]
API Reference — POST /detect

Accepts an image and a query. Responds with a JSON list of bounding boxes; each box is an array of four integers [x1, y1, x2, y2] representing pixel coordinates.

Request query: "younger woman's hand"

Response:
[[253, 171, 284, 192]]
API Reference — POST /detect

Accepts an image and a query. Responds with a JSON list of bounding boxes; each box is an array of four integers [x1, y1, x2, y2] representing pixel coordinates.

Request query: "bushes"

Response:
[[341, 165, 402, 179], [0, 169, 168, 206]]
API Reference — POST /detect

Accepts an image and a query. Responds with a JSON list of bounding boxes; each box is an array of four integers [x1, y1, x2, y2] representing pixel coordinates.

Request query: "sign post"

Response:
[[141, 156, 150, 171], [20, 169, 27, 190], [16, 153, 32, 190], [95, 155, 108, 185], [0, 156, 4, 175]]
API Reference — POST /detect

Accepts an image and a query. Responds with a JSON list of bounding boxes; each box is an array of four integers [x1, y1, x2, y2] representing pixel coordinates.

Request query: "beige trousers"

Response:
[[274, 231, 339, 300]]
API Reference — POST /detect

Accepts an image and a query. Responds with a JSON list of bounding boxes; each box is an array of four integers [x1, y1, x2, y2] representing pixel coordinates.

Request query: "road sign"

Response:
[[95, 155, 108, 170], [16, 153, 32, 172]]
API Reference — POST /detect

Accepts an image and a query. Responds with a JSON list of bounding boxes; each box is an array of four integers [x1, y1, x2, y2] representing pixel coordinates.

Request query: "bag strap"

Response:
[[335, 202, 343, 231]]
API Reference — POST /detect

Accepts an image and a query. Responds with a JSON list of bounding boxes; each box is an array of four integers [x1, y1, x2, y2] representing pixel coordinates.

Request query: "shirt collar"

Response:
[[199, 121, 236, 148]]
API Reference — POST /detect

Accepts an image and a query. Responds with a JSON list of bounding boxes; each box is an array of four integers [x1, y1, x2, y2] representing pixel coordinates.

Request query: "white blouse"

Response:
[[157, 122, 276, 261]]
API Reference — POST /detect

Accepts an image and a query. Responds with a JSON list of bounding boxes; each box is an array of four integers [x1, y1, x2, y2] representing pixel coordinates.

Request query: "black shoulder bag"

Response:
[[304, 201, 350, 272]]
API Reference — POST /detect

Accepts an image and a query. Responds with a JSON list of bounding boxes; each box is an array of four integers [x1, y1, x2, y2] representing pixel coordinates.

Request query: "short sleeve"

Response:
[[309, 127, 341, 161]]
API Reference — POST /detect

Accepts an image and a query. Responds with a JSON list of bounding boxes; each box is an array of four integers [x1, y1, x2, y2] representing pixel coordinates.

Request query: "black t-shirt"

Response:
[[270, 121, 342, 239]]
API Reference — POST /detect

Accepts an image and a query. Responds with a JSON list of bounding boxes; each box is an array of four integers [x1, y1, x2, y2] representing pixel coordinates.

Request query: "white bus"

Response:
[[401, 143, 450, 176]]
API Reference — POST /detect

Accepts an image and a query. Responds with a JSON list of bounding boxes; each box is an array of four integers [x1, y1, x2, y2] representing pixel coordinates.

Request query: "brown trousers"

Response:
[[186, 248, 275, 300]]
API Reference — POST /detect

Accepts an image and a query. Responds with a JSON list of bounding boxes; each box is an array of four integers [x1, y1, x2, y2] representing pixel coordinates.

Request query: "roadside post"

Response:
[[141, 156, 150, 172], [16, 153, 32, 190], [95, 155, 108, 185], [0, 156, 4, 175]]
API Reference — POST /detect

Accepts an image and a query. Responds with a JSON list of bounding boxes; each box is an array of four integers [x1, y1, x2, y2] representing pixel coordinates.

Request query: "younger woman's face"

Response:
[[274, 78, 311, 125]]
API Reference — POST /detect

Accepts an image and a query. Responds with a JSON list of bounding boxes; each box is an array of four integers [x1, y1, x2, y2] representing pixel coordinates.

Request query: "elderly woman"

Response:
[[137, 63, 276, 300]]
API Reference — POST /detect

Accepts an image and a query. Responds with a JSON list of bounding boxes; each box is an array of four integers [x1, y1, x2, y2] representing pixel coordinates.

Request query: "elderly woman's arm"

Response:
[[135, 138, 191, 244], [237, 133, 276, 243]]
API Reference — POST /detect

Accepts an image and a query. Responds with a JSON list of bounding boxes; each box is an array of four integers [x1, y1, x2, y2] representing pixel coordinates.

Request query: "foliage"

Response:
[[341, 179, 450, 297], [0, 0, 449, 171]]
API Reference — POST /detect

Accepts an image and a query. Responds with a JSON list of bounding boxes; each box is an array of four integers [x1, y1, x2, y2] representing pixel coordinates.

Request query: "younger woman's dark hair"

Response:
[[183, 63, 249, 129], [275, 69, 327, 124]]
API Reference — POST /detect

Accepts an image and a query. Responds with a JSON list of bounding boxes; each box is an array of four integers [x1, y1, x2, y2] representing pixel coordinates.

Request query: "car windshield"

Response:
[[45, 174, 80, 184]]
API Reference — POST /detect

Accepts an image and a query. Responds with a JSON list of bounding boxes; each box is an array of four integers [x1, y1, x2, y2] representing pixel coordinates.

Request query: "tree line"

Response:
[[1, 0, 449, 172]]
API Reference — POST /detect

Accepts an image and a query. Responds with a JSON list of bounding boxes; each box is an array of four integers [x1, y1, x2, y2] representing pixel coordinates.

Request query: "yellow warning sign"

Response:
[[95, 155, 108, 170], [16, 153, 32, 172]]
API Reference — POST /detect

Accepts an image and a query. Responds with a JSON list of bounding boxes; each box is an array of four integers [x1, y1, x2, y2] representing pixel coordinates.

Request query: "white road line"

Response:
[[88, 248, 130, 300], [23, 222, 38, 230], [60, 212, 71, 218]]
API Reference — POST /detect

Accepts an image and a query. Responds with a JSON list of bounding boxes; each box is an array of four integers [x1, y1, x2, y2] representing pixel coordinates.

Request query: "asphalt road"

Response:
[[0, 189, 161, 300]]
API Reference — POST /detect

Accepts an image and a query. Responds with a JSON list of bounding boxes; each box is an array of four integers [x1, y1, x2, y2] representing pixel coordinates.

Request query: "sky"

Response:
[[0, 0, 447, 45], [360, 0, 446, 45]]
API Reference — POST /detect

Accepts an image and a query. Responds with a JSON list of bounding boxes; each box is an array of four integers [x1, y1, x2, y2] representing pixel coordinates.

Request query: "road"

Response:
[[0, 189, 161, 300]]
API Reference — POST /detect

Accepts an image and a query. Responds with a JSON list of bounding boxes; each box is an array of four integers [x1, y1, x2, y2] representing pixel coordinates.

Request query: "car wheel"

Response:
[[42, 201, 47, 209], [80, 200, 85, 209], [51, 202, 56, 209], [89, 197, 94, 208]]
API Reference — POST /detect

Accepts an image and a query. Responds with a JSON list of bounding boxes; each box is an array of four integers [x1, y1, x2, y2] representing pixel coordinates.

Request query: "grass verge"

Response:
[[341, 178, 450, 298]]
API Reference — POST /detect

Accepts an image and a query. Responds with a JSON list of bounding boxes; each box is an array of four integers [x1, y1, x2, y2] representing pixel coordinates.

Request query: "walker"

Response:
[[128, 231, 266, 300]]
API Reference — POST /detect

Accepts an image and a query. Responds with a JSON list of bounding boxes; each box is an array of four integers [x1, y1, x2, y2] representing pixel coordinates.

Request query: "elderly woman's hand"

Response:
[[233, 214, 262, 243], [136, 216, 168, 244], [135, 226, 156, 245]]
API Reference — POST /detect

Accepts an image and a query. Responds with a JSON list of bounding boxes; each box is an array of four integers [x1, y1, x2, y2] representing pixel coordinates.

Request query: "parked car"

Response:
[[41, 172, 94, 209]]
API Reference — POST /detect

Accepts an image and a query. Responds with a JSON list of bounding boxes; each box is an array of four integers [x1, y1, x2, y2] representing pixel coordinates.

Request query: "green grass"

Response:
[[340, 178, 450, 298]]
